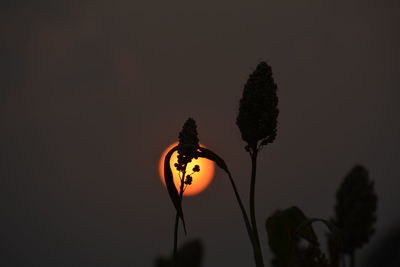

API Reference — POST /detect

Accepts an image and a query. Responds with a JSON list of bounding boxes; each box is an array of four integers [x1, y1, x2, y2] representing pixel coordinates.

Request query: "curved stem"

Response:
[[226, 172, 255, 247], [249, 149, 264, 267]]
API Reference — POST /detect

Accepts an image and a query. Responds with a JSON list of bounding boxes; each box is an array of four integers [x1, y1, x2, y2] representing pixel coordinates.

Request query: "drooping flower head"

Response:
[[236, 62, 279, 151]]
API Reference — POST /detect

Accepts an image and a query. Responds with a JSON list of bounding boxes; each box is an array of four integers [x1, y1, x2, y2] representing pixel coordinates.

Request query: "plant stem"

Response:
[[226, 171, 256, 248], [173, 164, 187, 259], [250, 149, 264, 267], [173, 212, 179, 258], [349, 252, 355, 267]]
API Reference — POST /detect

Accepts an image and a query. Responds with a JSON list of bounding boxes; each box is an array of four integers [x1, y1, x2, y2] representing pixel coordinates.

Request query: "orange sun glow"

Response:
[[159, 142, 215, 196]]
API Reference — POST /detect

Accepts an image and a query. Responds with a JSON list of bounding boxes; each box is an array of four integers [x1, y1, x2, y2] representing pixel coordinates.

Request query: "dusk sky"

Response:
[[1, 1, 399, 266]]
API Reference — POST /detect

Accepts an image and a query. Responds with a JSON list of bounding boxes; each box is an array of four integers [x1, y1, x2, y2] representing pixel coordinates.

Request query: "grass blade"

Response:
[[164, 145, 186, 233], [197, 147, 230, 174]]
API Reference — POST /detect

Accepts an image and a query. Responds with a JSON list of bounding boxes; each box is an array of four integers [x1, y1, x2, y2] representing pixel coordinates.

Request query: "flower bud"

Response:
[[184, 175, 193, 185], [192, 165, 200, 173]]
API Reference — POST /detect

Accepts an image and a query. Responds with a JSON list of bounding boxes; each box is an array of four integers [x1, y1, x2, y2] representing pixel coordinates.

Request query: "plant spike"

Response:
[[332, 165, 377, 267], [236, 61, 280, 267], [236, 61, 279, 151]]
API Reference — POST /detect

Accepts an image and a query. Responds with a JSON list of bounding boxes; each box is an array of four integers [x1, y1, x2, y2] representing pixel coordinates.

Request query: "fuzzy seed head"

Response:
[[236, 61, 279, 150], [333, 165, 377, 254], [175, 118, 199, 171]]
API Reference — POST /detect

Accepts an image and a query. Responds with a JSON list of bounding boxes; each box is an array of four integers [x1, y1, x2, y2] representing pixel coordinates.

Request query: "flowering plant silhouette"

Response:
[[159, 62, 377, 267], [162, 61, 278, 266], [163, 118, 253, 261]]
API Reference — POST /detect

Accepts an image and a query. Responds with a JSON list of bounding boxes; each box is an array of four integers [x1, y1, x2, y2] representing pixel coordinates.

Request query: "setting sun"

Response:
[[159, 142, 215, 196]]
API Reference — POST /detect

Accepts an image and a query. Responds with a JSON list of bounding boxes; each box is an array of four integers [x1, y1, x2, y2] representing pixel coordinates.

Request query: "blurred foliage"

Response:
[[332, 165, 377, 255], [266, 207, 340, 267], [266, 207, 318, 261], [155, 239, 203, 267], [266, 166, 377, 267], [364, 225, 400, 267]]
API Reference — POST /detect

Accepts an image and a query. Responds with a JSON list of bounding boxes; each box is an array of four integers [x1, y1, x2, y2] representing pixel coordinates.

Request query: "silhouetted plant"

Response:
[[236, 61, 279, 267], [364, 225, 400, 267], [266, 207, 340, 267], [162, 61, 279, 267], [159, 62, 379, 267], [171, 118, 200, 256], [331, 165, 377, 267], [163, 118, 253, 261], [237, 61, 279, 149], [265, 166, 377, 267]]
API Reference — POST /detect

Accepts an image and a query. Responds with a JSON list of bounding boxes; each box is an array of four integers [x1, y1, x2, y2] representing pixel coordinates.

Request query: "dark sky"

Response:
[[1, 1, 400, 266]]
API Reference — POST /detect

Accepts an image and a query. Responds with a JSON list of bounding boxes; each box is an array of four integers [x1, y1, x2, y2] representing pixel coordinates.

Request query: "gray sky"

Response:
[[1, 1, 400, 266]]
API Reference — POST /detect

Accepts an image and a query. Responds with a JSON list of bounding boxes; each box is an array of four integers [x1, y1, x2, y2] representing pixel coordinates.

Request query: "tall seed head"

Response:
[[236, 61, 279, 150], [333, 165, 377, 254]]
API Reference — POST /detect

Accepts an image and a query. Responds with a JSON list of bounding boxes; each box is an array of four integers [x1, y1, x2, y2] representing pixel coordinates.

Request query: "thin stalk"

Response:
[[226, 171, 259, 263], [173, 212, 179, 258], [341, 253, 346, 267], [349, 252, 355, 267], [173, 164, 187, 259], [249, 149, 264, 267]]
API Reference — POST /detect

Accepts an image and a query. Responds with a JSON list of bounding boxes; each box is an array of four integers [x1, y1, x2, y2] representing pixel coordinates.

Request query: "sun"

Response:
[[159, 142, 215, 196]]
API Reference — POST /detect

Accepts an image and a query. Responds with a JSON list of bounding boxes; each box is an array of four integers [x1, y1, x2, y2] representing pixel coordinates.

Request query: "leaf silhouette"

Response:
[[266, 206, 318, 263], [197, 147, 230, 174], [295, 218, 341, 267], [196, 146, 255, 247], [164, 145, 186, 234], [296, 218, 340, 243]]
